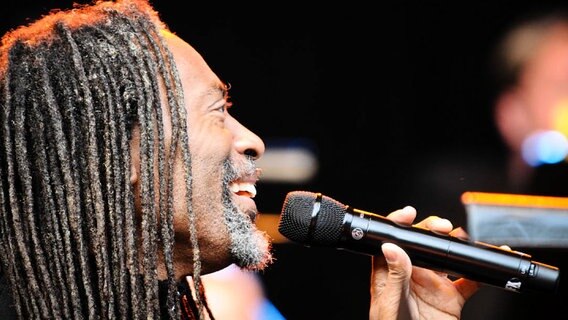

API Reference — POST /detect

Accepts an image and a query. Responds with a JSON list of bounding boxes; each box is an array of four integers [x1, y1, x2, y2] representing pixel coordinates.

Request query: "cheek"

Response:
[[189, 123, 233, 163], [170, 159, 222, 239], [171, 160, 189, 228]]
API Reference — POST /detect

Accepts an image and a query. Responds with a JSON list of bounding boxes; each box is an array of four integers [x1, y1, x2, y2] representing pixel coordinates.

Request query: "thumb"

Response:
[[382, 242, 412, 279], [370, 243, 412, 320]]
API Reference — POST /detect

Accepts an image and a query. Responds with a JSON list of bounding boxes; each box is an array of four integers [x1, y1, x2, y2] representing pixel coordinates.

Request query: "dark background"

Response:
[[3, 1, 568, 319]]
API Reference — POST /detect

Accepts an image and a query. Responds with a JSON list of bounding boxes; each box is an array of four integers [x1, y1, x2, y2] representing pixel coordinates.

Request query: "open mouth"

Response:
[[228, 181, 258, 222], [228, 181, 257, 198]]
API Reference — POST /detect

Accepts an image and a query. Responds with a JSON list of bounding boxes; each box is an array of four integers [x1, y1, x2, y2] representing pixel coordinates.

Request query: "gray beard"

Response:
[[221, 159, 273, 271]]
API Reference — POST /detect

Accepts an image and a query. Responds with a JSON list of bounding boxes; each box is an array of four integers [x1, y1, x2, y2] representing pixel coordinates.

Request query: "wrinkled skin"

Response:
[[369, 206, 479, 320]]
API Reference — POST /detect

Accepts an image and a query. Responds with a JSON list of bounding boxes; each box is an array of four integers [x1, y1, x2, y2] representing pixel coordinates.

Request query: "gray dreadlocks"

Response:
[[0, 0, 210, 318]]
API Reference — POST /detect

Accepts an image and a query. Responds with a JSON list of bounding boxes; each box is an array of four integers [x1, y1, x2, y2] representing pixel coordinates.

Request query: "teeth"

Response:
[[229, 182, 257, 198], [229, 183, 240, 193], [241, 183, 257, 198]]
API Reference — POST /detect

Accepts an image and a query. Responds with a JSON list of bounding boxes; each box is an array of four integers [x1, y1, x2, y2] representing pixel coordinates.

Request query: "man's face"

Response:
[[131, 31, 272, 279]]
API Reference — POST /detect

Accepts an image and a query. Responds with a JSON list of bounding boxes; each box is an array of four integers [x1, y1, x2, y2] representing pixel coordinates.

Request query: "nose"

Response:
[[228, 116, 265, 160]]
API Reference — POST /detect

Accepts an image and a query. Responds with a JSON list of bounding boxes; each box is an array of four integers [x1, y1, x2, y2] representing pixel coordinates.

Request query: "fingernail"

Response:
[[382, 243, 397, 263], [401, 206, 414, 214]]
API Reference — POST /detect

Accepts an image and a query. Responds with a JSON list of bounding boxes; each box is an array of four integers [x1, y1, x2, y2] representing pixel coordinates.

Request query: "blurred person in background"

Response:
[[491, 8, 568, 195], [397, 7, 568, 320], [461, 8, 568, 320]]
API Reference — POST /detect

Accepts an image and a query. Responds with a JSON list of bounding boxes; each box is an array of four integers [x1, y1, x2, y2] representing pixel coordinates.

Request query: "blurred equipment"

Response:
[[463, 191, 568, 248]]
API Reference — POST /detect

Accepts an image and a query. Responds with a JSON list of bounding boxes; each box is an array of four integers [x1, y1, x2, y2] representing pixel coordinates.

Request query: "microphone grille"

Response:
[[278, 191, 346, 245]]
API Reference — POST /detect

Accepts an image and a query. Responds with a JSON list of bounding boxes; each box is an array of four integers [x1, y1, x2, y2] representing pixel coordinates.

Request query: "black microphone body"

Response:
[[278, 191, 560, 294]]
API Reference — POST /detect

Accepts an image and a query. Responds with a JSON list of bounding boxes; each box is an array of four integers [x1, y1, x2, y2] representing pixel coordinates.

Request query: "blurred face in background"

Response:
[[495, 22, 568, 165]]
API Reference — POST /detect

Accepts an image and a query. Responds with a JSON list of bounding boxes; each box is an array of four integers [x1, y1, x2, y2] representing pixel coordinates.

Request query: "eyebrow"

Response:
[[203, 81, 232, 108], [205, 81, 230, 100], [221, 81, 231, 101]]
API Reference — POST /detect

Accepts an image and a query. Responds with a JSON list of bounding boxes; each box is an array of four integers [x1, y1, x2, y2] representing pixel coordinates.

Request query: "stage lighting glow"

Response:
[[521, 130, 568, 166], [554, 101, 568, 136], [256, 139, 318, 183]]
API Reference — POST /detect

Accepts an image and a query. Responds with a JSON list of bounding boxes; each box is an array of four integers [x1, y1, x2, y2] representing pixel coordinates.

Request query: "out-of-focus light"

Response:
[[256, 139, 318, 183], [521, 130, 568, 166], [554, 101, 568, 136]]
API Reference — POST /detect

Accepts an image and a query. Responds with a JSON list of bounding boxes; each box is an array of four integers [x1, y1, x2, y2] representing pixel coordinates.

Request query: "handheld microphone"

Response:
[[277, 191, 560, 294]]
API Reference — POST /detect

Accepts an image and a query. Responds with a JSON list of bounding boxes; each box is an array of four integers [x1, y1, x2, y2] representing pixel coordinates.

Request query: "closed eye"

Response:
[[215, 104, 226, 113], [219, 100, 233, 114]]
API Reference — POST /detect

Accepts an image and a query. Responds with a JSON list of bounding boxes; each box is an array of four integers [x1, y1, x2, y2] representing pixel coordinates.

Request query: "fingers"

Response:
[[370, 243, 412, 320], [371, 243, 412, 294], [413, 216, 453, 234], [374, 206, 478, 319], [380, 243, 412, 278], [449, 226, 469, 240], [385, 206, 417, 225], [453, 277, 480, 300], [386, 205, 458, 236]]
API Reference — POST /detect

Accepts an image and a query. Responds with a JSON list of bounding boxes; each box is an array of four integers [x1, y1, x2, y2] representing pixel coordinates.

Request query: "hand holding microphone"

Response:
[[278, 191, 561, 320], [370, 204, 478, 320], [278, 191, 560, 294]]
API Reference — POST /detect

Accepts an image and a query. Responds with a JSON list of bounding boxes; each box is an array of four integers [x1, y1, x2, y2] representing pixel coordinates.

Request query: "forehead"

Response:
[[161, 30, 224, 100], [527, 25, 568, 78]]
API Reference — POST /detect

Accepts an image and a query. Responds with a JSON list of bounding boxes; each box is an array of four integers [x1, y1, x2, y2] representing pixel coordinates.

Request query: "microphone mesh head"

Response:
[[278, 191, 346, 245]]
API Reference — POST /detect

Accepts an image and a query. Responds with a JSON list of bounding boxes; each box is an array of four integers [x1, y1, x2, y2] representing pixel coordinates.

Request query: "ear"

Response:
[[129, 127, 141, 185], [130, 160, 139, 185], [494, 90, 532, 152]]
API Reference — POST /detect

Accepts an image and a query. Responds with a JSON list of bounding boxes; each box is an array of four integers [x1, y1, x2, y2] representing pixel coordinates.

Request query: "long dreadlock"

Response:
[[0, 0, 211, 318]]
